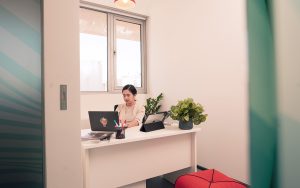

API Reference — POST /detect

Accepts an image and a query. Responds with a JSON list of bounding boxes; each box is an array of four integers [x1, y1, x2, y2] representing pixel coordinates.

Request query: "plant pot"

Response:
[[179, 120, 193, 130]]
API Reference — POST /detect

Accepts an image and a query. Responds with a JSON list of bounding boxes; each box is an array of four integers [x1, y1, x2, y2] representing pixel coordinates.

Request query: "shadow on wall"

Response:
[[278, 115, 300, 187]]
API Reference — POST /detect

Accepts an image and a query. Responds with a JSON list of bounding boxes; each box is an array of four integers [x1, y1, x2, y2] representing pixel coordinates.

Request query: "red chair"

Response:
[[175, 169, 247, 188]]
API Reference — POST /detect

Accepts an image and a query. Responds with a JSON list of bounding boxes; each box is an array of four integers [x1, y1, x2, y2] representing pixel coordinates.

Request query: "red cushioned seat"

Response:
[[175, 169, 247, 188]]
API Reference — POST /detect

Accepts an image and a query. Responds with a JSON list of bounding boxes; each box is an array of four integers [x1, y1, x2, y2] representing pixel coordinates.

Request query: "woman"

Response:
[[116, 84, 145, 128]]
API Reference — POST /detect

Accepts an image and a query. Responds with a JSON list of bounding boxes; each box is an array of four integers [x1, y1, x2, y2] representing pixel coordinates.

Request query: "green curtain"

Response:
[[247, 0, 278, 187]]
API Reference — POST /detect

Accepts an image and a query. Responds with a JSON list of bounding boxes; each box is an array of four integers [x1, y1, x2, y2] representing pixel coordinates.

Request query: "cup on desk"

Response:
[[116, 127, 126, 139]]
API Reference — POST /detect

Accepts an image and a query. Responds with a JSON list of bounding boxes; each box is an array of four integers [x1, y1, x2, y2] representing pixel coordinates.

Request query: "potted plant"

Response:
[[143, 93, 163, 123], [170, 98, 207, 130]]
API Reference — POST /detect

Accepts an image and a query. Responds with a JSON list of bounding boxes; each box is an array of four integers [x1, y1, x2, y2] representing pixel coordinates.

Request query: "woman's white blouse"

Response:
[[116, 102, 145, 126]]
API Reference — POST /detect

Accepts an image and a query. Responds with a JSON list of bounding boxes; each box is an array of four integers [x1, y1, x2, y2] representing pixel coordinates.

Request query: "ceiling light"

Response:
[[114, 0, 135, 10]]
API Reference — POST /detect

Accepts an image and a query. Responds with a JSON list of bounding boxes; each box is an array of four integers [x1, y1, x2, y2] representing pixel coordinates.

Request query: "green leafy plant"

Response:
[[144, 93, 163, 116], [170, 98, 207, 125]]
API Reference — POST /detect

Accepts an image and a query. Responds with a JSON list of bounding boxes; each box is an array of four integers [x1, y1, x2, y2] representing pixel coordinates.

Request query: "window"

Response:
[[79, 6, 147, 93]]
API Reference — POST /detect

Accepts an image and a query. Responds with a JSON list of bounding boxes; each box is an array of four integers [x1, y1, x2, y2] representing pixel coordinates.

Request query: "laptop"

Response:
[[88, 111, 119, 132]]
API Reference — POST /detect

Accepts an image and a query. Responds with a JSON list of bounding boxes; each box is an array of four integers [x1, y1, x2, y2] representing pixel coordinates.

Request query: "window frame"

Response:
[[80, 2, 147, 93]]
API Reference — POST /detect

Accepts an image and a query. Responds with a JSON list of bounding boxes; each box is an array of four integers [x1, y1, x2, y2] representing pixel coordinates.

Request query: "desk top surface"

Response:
[[81, 125, 202, 150]]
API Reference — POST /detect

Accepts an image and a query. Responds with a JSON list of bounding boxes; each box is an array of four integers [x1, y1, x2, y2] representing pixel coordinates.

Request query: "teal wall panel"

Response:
[[0, 0, 43, 187], [247, 0, 278, 187]]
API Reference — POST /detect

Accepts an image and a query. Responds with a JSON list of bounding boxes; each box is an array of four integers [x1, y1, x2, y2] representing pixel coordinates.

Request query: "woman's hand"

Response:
[[126, 120, 139, 128]]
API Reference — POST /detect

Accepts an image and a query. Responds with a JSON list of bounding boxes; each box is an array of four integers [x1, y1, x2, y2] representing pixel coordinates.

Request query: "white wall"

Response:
[[274, 0, 300, 187], [44, 0, 83, 188], [146, 0, 249, 183], [81, 0, 249, 183], [275, 0, 300, 122]]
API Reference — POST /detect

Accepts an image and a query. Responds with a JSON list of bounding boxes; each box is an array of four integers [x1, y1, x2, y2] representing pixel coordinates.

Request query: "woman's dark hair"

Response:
[[122, 84, 137, 96]]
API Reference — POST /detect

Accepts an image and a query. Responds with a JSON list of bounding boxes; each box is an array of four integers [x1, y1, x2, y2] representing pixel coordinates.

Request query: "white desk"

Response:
[[81, 125, 201, 188]]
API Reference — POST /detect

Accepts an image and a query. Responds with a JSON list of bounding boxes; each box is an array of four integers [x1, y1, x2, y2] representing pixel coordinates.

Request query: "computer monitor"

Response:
[[88, 111, 119, 132]]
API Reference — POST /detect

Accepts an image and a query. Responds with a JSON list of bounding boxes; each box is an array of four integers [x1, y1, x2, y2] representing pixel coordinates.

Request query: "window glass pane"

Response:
[[115, 20, 142, 88], [80, 8, 107, 91]]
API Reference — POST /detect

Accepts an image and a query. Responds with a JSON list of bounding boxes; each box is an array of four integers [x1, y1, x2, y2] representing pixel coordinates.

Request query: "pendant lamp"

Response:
[[114, 0, 136, 9]]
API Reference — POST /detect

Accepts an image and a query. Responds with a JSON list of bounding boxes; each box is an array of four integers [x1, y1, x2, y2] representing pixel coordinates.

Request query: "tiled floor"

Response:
[[146, 176, 174, 188]]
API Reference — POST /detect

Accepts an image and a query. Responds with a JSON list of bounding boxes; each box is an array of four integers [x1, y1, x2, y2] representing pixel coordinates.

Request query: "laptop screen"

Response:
[[88, 111, 119, 132]]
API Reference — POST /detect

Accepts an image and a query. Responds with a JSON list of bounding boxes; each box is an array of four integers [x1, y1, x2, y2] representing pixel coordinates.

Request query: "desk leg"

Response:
[[119, 180, 146, 188], [82, 149, 90, 188], [163, 132, 198, 184], [191, 132, 197, 172]]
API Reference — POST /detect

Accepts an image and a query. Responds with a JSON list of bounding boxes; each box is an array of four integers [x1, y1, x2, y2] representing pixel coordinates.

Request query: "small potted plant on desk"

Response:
[[143, 93, 163, 123], [170, 98, 207, 130]]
